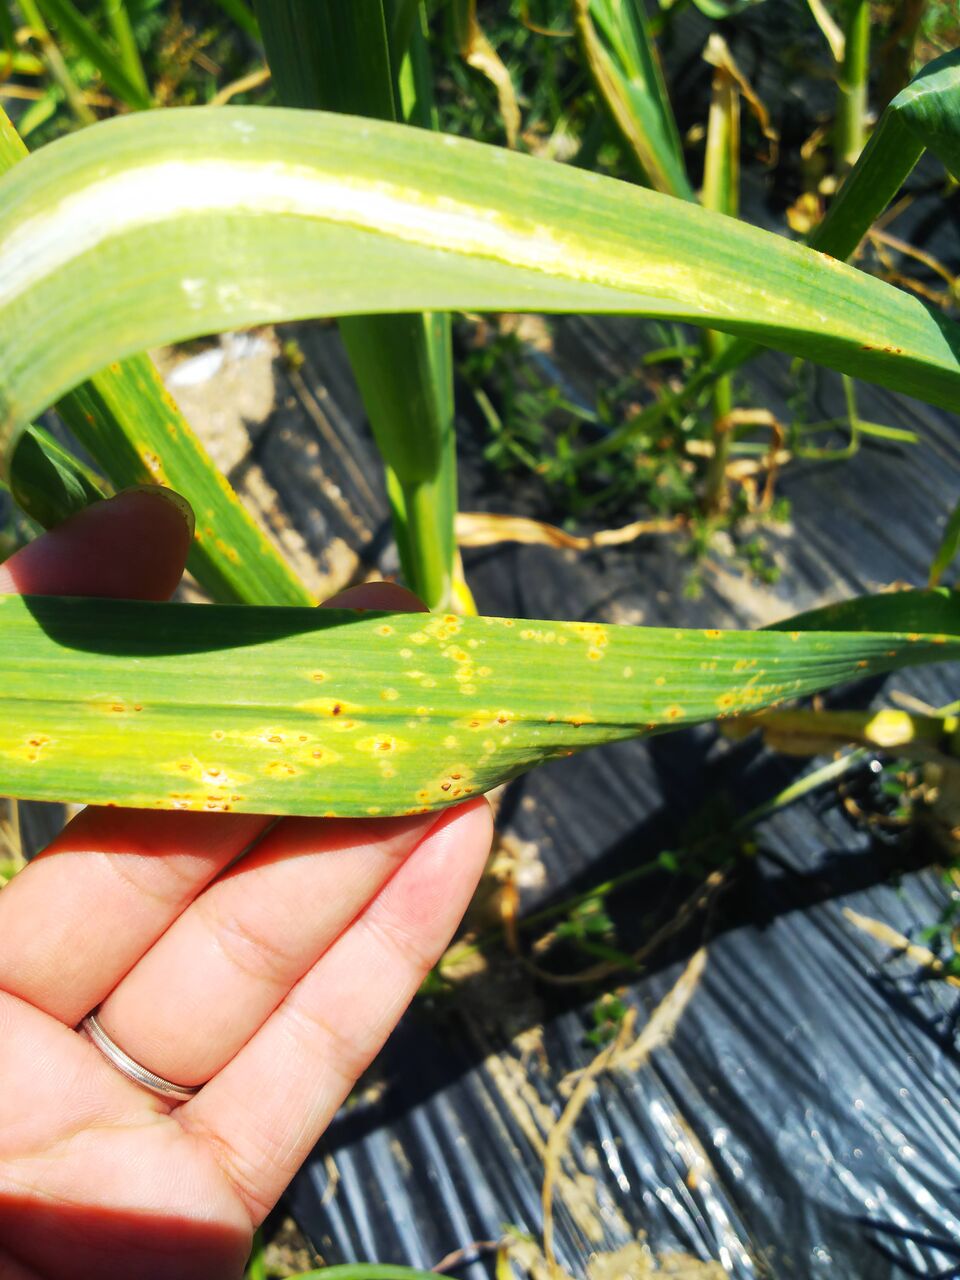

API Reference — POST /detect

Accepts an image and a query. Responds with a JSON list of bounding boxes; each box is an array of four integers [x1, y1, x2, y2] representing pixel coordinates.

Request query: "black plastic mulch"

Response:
[[259, 299, 960, 1280], [7, 4, 960, 1272]]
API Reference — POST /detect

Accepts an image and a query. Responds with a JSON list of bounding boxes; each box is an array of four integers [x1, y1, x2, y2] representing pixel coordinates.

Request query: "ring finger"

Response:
[[91, 809, 444, 1087]]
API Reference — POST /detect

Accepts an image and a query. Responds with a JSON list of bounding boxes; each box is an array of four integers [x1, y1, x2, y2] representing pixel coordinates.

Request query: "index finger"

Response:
[[0, 488, 271, 1024], [0, 487, 194, 600]]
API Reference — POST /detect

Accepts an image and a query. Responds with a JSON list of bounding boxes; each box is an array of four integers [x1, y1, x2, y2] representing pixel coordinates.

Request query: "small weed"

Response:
[[555, 894, 616, 945], [585, 992, 628, 1047]]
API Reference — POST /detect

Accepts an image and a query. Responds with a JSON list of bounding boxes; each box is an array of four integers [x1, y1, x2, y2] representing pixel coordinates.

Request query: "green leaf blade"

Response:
[[2, 106, 959, 478], [57, 356, 316, 606], [2, 594, 958, 817]]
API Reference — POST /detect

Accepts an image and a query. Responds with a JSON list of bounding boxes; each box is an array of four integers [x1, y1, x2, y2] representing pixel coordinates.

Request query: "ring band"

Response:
[[80, 1010, 202, 1103]]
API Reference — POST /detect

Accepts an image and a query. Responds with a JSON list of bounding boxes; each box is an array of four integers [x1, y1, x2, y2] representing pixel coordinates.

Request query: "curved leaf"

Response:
[[1, 106, 959, 475], [897, 47, 960, 182]]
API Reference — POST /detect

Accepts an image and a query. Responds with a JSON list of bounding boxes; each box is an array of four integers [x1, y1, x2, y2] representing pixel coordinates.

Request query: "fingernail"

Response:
[[114, 486, 195, 540], [322, 581, 428, 612]]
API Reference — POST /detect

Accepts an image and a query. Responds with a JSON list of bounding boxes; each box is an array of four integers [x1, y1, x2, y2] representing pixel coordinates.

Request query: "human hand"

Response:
[[0, 489, 493, 1280]]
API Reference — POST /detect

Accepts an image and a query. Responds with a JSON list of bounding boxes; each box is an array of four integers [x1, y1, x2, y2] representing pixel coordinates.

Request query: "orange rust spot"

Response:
[[211, 730, 225, 741], [665, 705, 685, 720], [907, 633, 920, 642], [789, 632, 800, 642], [856, 660, 868, 669], [441, 781, 452, 792], [376, 624, 395, 636], [715, 693, 735, 710], [332, 704, 342, 715], [264, 760, 299, 779], [21, 733, 53, 763], [268, 735, 283, 743], [309, 671, 328, 683], [140, 451, 165, 478]]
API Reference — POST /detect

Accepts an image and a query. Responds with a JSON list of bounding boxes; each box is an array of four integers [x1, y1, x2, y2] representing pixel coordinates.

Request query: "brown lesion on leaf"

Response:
[[12, 733, 54, 764], [137, 449, 168, 484], [92, 696, 134, 715], [264, 760, 300, 779], [418, 764, 476, 803]]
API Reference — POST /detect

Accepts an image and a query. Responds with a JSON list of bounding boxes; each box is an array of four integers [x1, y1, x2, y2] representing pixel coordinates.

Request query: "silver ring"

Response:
[[80, 1009, 202, 1103]]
